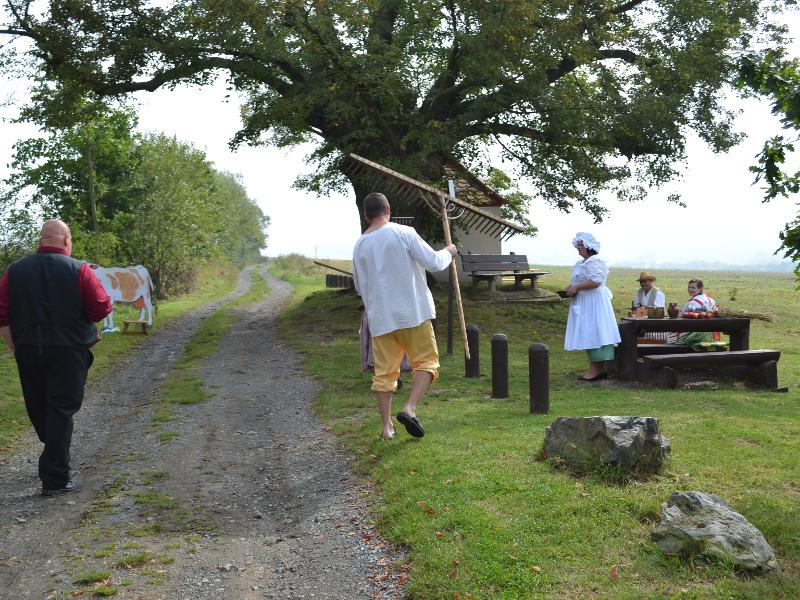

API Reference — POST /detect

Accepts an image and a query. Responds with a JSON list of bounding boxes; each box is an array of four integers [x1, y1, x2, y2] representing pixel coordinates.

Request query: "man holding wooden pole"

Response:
[[353, 192, 457, 440]]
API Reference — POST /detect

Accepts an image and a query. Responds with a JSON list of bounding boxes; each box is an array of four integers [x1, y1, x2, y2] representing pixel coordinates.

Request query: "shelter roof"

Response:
[[345, 154, 525, 240], [441, 161, 507, 207]]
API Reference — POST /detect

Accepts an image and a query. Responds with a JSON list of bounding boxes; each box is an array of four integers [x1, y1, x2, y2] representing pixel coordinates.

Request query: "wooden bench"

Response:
[[460, 253, 549, 291], [122, 320, 149, 335], [642, 349, 781, 390], [637, 344, 692, 357]]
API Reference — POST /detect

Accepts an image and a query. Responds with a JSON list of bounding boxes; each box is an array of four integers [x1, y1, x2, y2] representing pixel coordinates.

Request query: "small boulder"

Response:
[[543, 416, 670, 474], [651, 491, 778, 573]]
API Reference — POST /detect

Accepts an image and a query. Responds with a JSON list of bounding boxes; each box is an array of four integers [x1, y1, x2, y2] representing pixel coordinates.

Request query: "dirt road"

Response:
[[0, 265, 402, 600]]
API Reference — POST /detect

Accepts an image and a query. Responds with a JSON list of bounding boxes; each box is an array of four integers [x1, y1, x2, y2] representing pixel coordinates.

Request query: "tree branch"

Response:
[[469, 122, 549, 142], [599, 48, 655, 67], [611, 0, 649, 15], [473, 120, 671, 158], [419, 42, 463, 121], [93, 56, 292, 96], [0, 27, 34, 37], [366, 0, 401, 50]]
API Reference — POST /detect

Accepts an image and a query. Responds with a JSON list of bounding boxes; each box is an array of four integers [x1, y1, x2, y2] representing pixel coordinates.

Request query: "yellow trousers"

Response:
[[371, 320, 439, 392]]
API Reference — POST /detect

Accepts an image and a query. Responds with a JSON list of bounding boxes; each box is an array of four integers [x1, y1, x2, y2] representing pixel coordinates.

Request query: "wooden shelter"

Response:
[[344, 154, 527, 281], [345, 154, 525, 240]]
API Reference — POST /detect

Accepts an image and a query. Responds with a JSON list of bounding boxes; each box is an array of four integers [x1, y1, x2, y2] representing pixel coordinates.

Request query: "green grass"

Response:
[[114, 551, 153, 568], [274, 256, 800, 600], [156, 430, 178, 443], [92, 544, 117, 559], [132, 490, 179, 511], [0, 262, 240, 454], [73, 570, 112, 584]]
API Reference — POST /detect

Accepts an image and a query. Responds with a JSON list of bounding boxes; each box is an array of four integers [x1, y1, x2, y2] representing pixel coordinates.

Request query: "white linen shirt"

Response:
[[633, 286, 666, 309], [352, 222, 452, 337]]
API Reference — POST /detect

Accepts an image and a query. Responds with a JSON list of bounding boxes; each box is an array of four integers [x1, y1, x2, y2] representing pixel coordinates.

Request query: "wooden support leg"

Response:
[[616, 321, 638, 381], [657, 366, 678, 389], [757, 360, 778, 389]]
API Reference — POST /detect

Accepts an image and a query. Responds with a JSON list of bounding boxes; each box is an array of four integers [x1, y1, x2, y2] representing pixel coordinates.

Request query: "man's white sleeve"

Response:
[[352, 262, 361, 294], [655, 290, 666, 308], [406, 230, 452, 272]]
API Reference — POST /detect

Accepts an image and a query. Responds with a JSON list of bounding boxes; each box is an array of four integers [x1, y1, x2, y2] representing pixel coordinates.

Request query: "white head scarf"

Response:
[[572, 232, 600, 253]]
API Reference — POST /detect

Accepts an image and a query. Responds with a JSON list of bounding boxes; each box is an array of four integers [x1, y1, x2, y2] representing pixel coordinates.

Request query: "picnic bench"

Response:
[[615, 317, 784, 391], [642, 350, 781, 390], [460, 253, 549, 291]]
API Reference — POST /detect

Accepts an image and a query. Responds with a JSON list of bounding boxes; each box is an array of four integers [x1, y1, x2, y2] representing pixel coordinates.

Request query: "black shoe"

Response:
[[42, 480, 77, 497], [579, 372, 608, 382], [396, 411, 425, 438]]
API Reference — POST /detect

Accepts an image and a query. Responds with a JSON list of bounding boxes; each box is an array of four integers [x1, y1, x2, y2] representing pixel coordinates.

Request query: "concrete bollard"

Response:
[[491, 333, 509, 398], [529, 343, 549, 414], [465, 324, 480, 378]]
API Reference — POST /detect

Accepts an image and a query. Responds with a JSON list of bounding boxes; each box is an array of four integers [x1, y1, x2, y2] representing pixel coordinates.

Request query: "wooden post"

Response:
[[491, 333, 509, 398], [528, 343, 549, 414], [465, 324, 480, 378]]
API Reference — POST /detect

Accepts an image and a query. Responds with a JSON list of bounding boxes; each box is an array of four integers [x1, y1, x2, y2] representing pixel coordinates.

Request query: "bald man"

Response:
[[0, 219, 111, 496]]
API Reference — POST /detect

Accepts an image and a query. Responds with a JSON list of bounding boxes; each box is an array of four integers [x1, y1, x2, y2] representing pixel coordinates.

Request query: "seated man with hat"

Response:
[[633, 272, 666, 310]]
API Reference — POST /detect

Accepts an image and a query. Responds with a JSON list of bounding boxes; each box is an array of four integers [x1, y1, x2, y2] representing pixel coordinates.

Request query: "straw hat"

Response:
[[637, 271, 656, 282]]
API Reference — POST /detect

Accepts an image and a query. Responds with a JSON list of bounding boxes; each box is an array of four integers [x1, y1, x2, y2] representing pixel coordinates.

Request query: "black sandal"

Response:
[[396, 412, 425, 437]]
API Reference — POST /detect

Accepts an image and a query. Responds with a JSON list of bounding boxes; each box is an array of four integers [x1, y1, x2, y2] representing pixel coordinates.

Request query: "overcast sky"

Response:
[[2, 32, 799, 268]]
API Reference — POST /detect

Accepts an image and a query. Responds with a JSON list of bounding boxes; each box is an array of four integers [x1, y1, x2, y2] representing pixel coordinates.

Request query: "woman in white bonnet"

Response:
[[564, 232, 621, 381]]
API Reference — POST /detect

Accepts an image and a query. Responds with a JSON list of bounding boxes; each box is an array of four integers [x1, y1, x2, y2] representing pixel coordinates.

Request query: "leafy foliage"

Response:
[[737, 52, 800, 280], [1, 0, 792, 230], [0, 108, 269, 295]]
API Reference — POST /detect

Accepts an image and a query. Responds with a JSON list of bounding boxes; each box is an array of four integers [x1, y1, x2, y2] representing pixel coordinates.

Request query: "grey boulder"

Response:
[[543, 416, 670, 473], [651, 491, 778, 573]]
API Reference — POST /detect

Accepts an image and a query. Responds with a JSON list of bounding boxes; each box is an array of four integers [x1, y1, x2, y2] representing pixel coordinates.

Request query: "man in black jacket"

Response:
[[0, 219, 112, 496]]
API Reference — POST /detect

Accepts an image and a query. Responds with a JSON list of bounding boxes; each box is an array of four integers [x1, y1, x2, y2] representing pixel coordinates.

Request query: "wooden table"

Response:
[[616, 317, 751, 381]]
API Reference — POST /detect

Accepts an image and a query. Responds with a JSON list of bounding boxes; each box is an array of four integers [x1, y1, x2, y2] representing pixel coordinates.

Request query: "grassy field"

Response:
[[0, 262, 240, 455], [273, 255, 799, 600]]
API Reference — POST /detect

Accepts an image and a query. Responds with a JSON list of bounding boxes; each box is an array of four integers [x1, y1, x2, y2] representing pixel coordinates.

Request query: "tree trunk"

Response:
[[344, 158, 444, 241], [350, 178, 372, 234]]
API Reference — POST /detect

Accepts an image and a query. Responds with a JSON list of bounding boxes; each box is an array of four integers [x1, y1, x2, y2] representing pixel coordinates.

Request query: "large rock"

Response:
[[543, 416, 670, 473], [651, 491, 778, 573]]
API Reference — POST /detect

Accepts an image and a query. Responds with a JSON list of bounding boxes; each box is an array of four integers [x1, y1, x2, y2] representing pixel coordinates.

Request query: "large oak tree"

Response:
[[1, 0, 794, 231]]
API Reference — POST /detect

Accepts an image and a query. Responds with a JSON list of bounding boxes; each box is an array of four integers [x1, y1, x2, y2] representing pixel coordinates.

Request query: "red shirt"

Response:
[[0, 247, 112, 327]]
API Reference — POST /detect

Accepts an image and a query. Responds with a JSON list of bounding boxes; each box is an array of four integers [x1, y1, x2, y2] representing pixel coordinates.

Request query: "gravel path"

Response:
[[0, 265, 403, 600]]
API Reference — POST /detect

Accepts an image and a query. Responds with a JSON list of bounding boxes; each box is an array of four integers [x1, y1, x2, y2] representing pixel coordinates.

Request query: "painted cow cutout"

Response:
[[92, 265, 155, 331]]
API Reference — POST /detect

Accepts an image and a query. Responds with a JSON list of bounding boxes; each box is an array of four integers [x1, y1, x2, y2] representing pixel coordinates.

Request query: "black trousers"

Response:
[[15, 345, 93, 490]]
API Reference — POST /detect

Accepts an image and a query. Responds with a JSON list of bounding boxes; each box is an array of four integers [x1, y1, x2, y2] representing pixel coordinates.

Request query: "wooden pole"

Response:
[[440, 195, 470, 360], [313, 260, 353, 276]]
